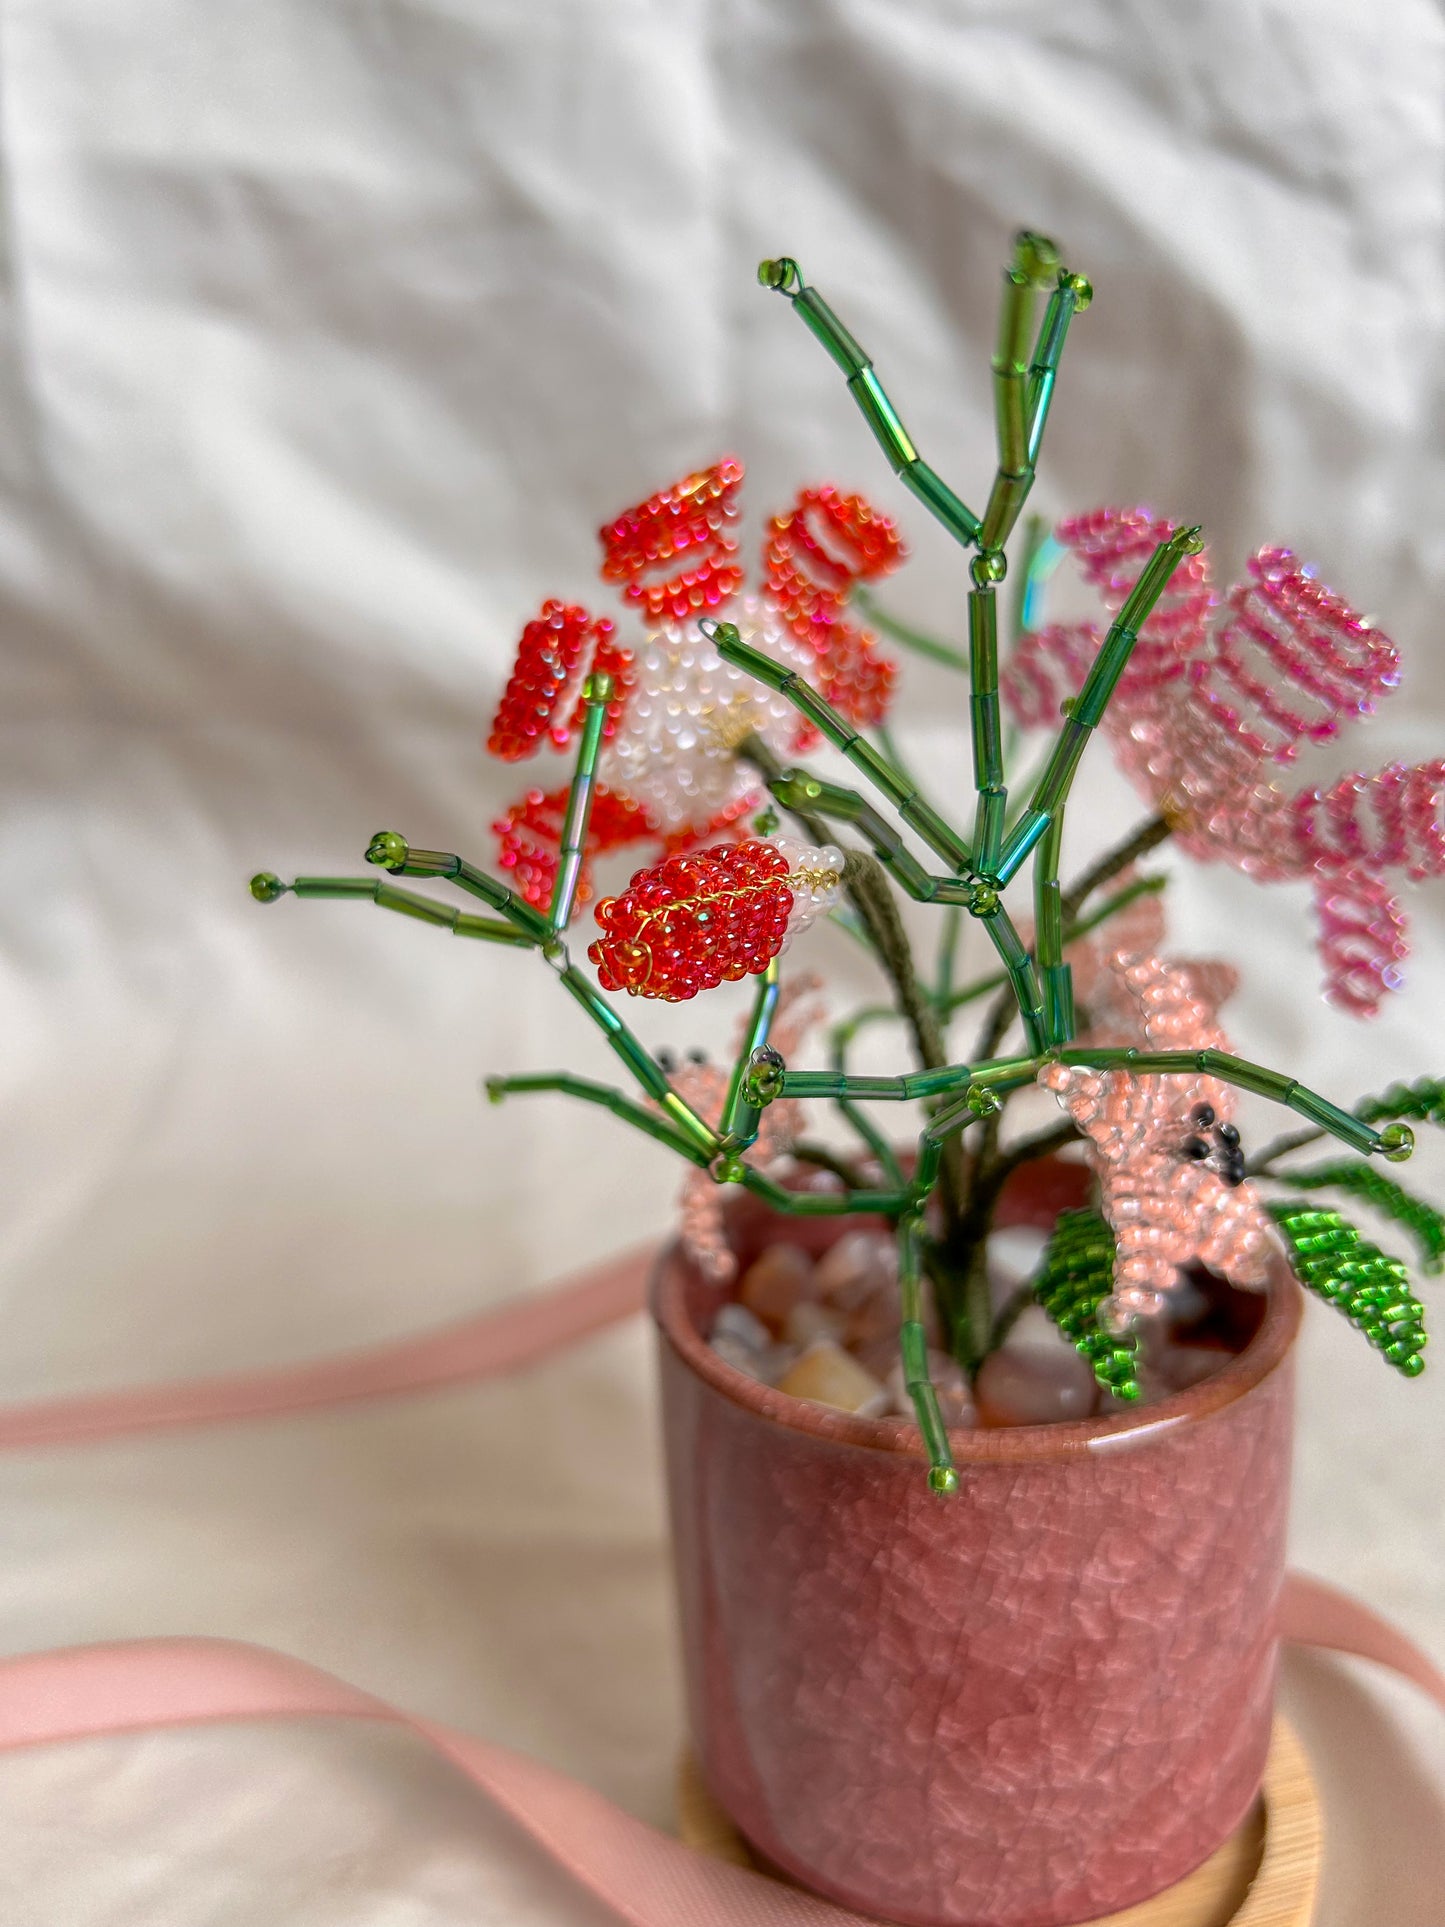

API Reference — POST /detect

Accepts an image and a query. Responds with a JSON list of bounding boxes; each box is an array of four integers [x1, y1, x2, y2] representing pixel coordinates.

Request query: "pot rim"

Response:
[[651, 1217, 1302, 1468]]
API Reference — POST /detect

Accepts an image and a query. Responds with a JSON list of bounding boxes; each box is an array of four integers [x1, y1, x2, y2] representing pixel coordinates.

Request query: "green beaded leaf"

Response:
[[1355, 1077, 1445, 1132], [1267, 1203, 1427, 1377], [1031, 1208, 1142, 1401], [1266, 1161, 1445, 1276]]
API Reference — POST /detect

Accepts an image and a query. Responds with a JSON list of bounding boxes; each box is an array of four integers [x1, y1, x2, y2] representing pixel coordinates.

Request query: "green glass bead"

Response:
[[968, 881, 1000, 917], [757, 256, 799, 292], [1380, 1122, 1415, 1162], [366, 831, 409, 871], [1061, 271, 1093, 310], [249, 872, 287, 903], [970, 550, 1007, 587], [928, 1465, 960, 1496], [712, 1153, 746, 1185], [964, 1084, 1002, 1118], [742, 1046, 786, 1107], [752, 805, 780, 835], [581, 670, 615, 704]]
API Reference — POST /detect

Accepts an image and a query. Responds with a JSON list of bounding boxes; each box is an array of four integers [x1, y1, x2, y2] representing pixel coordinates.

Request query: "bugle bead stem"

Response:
[[718, 958, 781, 1147], [898, 1215, 958, 1493], [757, 259, 983, 548], [485, 1073, 712, 1166], [546, 674, 612, 936]]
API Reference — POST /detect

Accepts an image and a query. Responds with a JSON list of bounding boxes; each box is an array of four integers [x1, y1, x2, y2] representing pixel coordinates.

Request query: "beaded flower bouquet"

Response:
[[253, 235, 1443, 1927]]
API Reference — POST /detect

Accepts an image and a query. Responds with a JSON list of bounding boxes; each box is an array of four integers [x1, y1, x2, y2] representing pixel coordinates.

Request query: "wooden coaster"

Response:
[[677, 1718, 1320, 1925]]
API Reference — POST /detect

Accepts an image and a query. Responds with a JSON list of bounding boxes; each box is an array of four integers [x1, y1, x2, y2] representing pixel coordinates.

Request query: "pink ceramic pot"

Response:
[[653, 1160, 1301, 1927]]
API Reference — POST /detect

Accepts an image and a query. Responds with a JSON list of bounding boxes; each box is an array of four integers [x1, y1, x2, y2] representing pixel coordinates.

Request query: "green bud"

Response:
[[1379, 1121, 1415, 1163], [249, 872, 287, 903], [367, 831, 409, 871]]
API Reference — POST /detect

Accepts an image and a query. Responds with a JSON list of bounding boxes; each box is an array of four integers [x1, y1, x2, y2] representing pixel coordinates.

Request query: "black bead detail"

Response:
[[1181, 1135, 1210, 1161], [1191, 1103, 1216, 1128]]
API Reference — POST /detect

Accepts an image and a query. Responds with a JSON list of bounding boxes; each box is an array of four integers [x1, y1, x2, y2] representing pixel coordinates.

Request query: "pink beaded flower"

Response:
[[1042, 903, 1276, 1330], [487, 460, 906, 917], [1004, 510, 1445, 1015], [665, 975, 826, 1284]]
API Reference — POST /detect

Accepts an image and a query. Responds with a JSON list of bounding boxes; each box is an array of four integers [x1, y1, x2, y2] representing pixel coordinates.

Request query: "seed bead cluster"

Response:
[[1031, 1209, 1143, 1400], [598, 458, 745, 623], [1197, 547, 1401, 766], [1272, 1160, 1445, 1273], [1269, 1203, 1427, 1375], [1358, 1079, 1445, 1131], [588, 836, 841, 1002], [763, 484, 904, 726], [487, 602, 619, 762]]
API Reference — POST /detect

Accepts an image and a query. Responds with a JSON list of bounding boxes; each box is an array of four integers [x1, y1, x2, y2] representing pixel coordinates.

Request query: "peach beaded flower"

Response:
[[1042, 905, 1276, 1330]]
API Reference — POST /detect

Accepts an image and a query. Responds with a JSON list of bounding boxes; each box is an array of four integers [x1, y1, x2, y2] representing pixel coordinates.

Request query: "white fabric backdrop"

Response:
[[1, 1, 1442, 1919]]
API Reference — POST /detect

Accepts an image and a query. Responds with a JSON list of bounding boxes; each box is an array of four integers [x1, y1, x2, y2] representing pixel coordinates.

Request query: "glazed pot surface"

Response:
[[653, 1164, 1301, 1927]]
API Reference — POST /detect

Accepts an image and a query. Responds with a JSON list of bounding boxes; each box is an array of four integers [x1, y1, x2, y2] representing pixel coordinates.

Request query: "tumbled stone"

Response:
[[975, 1322, 1098, 1426], [813, 1229, 897, 1309], [738, 1243, 818, 1333], [784, 1300, 848, 1349], [776, 1340, 889, 1417], [712, 1301, 773, 1354]]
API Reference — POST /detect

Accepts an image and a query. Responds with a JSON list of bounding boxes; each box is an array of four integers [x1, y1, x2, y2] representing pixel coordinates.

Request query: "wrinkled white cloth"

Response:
[[1, 1, 1442, 1920]]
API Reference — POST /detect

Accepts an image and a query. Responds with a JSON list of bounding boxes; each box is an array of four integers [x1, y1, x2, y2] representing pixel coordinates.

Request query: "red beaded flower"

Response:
[[487, 459, 907, 919], [1003, 509, 1444, 1016], [763, 484, 906, 727], [598, 459, 746, 623], [588, 837, 842, 1002]]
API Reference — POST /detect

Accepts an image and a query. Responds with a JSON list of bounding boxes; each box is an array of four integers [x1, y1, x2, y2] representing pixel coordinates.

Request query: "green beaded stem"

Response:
[[1025, 274, 1089, 467], [362, 834, 551, 942], [737, 1165, 913, 1219], [249, 873, 536, 945], [766, 769, 972, 904], [1053, 1046, 1391, 1157], [554, 963, 718, 1158], [1265, 1160, 1445, 1274], [1268, 1203, 1428, 1376], [1033, 814, 1074, 1044], [486, 1073, 713, 1166], [1031, 1209, 1142, 1400], [709, 623, 975, 875], [969, 579, 1008, 870], [716, 957, 781, 1150], [979, 234, 1058, 554], [897, 1212, 959, 1493], [995, 525, 1204, 885], [547, 672, 612, 936], [758, 257, 983, 550]]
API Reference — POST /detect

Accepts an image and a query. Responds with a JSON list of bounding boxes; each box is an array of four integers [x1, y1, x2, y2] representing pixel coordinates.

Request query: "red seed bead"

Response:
[[598, 459, 745, 623], [587, 838, 796, 1001]]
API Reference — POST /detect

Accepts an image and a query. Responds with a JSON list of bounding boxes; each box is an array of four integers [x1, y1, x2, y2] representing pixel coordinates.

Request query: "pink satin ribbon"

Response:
[[0, 1248, 1440, 1926]]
